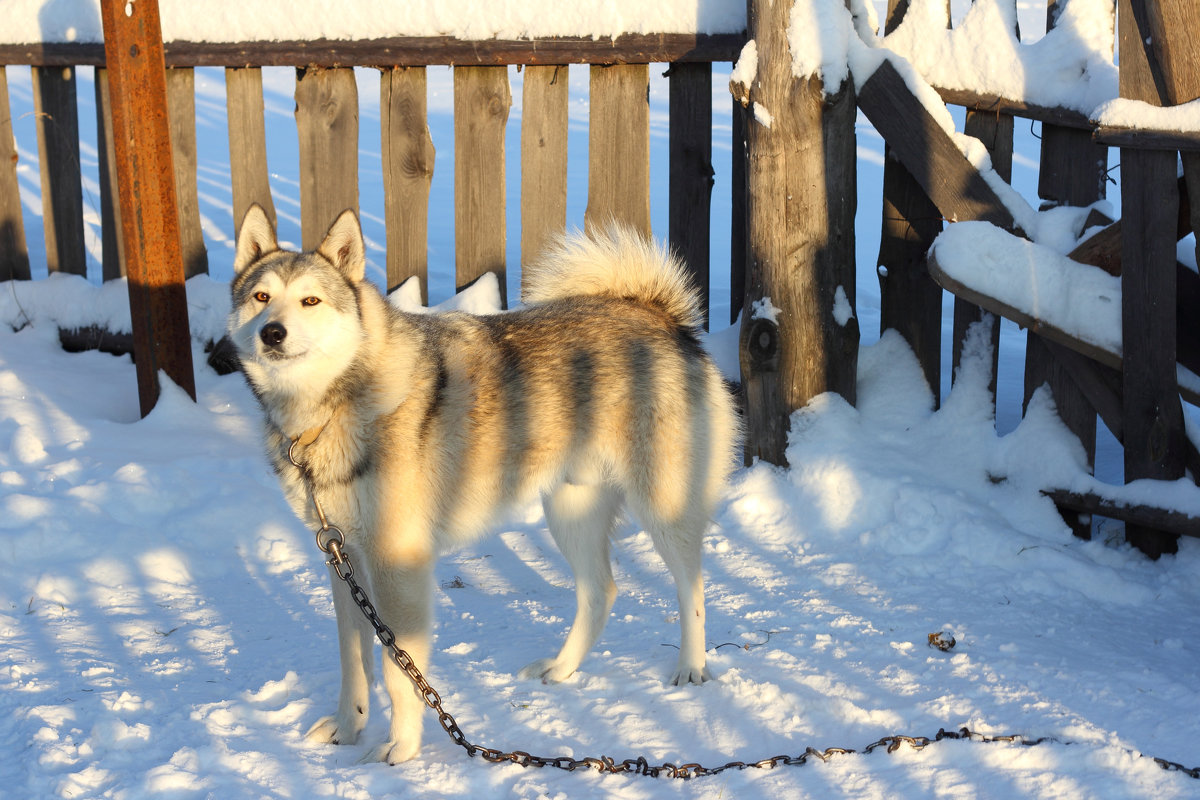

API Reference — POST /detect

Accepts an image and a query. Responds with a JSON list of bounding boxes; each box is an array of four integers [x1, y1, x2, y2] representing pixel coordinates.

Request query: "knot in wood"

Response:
[[743, 317, 780, 372]]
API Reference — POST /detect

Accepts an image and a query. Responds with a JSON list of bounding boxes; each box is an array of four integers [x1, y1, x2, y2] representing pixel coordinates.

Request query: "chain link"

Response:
[[290, 441, 1199, 780]]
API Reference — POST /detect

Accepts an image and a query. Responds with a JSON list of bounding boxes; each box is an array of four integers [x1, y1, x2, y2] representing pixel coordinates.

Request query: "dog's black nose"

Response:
[[260, 321, 287, 348]]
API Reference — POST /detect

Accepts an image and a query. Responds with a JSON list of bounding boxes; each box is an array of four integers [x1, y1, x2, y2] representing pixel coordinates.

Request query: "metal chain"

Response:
[[288, 440, 1200, 780]]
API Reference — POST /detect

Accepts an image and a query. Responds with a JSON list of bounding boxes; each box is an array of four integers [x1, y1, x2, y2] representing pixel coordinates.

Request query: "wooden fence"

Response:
[[0, 0, 1198, 557]]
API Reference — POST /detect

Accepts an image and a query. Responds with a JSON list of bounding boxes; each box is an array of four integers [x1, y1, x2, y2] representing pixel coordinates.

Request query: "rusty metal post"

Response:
[[99, 0, 196, 416]]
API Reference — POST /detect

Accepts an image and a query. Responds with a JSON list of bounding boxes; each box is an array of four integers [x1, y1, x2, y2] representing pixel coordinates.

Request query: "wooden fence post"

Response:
[[32, 65, 86, 276], [737, 0, 859, 466], [225, 67, 277, 241], [382, 66, 435, 299], [455, 65, 511, 305], [0, 67, 30, 281], [99, 0, 196, 415], [295, 67, 359, 250], [877, 0, 944, 403], [520, 64, 568, 285], [1116, 0, 1195, 557]]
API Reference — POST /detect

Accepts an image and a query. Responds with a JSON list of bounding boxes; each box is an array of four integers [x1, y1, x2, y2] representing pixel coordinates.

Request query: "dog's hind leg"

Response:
[[305, 565, 375, 746], [519, 482, 621, 684], [646, 521, 712, 685]]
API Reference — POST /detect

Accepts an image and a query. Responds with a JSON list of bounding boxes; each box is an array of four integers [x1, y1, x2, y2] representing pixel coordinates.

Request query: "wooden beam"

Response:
[[0, 34, 745, 69], [857, 59, 1025, 235], [1094, 125, 1200, 151], [1043, 489, 1200, 539], [99, 0, 196, 415]]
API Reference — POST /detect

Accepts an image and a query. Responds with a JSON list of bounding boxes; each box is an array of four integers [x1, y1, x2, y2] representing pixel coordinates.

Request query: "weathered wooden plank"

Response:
[[225, 67, 277, 236], [32, 65, 86, 276], [0, 34, 746, 69], [1120, 148, 1187, 556], [519, 64, 568, 284], [0, 67, 30, 281], [295, 67, 359, 250], [668, 62, 713, 328], [738, 0, 858, 466], [1093, 125, 1200, 151], [94, 67, 125, 281], [1044, 488, 1200, 539], [877, 153, 943, 401], [381, 66, 435, 299], [99, 0, 196, 414], [729, 99, 747, 326], [587, 64, 650, 236], [1021, 0, 1110, 540], [454, 66, 510, 305], [165, 67, 208, 277], [1137, 0, 1200, 105], [934, 87, 1092, 130], [857, 59, 1024, 235], [1117, 0, 1189, 558]]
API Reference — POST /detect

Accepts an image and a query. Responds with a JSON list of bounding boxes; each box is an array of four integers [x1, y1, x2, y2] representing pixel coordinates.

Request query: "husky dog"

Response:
[[228, 204, 739, 764]]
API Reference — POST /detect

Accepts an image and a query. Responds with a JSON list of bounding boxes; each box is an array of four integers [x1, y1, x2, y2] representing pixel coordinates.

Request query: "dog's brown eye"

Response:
[[302, 297, 321, 307], [253, 291, 269, 302]]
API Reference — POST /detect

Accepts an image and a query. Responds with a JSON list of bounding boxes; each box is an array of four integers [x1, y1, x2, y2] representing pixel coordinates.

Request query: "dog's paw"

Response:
[[360, 737, 421, 765], [305, 714, 363, 746], [668, 663, 713, 686], [518, 657, 576, 684]]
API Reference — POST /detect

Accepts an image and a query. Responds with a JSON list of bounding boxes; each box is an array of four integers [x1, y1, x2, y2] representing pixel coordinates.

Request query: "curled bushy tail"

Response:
[[522, 224, 704, 331]]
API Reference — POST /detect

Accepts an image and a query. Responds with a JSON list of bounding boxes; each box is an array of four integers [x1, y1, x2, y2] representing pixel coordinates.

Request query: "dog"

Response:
[[227, 204, 740, 764]]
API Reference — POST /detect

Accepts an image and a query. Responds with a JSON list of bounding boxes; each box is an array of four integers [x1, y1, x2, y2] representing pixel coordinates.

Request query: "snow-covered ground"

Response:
[[2, 1, 1200, 798]]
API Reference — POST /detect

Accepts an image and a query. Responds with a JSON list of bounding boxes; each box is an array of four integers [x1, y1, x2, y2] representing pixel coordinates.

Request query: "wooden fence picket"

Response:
[[165, 67, 208, 277], [586, 64, 650, 236], [381, 66, 435, 299], [225, 66, 277, 237], [32, 65, 86, 276], [295, 66, 359, 250], [668, 62, 713, 328], [94, 67, 125, 281], [519, 64, 569, 286], [0, 67, 30, 281], [454, 65, 510, 305]]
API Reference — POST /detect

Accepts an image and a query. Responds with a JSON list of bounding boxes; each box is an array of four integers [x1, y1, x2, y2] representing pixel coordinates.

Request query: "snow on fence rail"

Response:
[[0, 0, 1198, 558]]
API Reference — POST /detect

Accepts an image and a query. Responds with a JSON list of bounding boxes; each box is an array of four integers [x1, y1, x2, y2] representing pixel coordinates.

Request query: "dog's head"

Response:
[[227, 205, 367, 390]]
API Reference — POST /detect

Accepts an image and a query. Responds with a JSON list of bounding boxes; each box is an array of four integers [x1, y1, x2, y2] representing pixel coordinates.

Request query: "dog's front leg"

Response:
[[360, 559, 434, 765], [306, 563, 375, 745]]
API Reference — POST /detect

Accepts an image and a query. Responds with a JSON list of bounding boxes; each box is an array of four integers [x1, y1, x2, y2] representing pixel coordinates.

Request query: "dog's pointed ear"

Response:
[[317, 209, 366, 282], [233, 204, 278, 275]]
